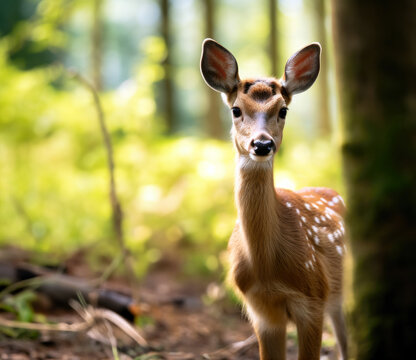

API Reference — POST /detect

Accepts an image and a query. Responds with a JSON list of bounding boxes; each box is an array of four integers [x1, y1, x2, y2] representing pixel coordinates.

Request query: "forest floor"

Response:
[[0, 247, 339, 360]]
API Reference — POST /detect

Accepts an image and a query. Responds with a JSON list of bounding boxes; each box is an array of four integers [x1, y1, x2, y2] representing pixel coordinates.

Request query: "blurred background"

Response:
[[0, 0, 344, 279], [1, 1, 414, 358]]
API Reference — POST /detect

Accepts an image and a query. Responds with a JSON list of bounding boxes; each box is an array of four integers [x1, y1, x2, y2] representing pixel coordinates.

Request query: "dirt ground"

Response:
[[0, 250, 339, 360]]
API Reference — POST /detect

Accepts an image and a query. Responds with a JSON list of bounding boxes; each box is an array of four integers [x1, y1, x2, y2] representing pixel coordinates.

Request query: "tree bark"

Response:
[[331, 0, 416, 358], [161, 0, 174, 133], [204, 0, 223, 139]]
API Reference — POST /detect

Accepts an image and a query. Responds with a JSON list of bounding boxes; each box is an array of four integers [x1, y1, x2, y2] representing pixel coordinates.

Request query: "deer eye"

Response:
[[231, 107, 242, 118], [278, 107, 288, 119]]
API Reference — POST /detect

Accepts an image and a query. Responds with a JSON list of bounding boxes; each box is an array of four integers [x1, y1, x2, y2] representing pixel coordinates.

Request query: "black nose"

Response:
[[252, 140, 275, 156]]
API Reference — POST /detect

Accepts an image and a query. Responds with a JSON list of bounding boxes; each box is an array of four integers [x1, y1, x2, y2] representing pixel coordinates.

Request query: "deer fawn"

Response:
[[200, 39, 348, 360]]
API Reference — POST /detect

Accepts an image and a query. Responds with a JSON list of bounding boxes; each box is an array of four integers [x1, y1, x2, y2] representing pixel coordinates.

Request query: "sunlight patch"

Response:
[[136, 97, 155, 117], [274, 171, 296, 190], [197, 161, 226, 180], [139, 184, 162, 204], [130, 225, 152, 245]]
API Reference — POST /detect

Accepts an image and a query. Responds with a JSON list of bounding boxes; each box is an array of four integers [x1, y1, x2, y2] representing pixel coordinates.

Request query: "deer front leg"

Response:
[[255, 324, 287, 360], [294, 303, 324, 360]]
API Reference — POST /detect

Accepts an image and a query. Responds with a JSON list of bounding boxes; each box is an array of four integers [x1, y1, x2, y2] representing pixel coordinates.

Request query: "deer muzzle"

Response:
[[252, 139, 275, 156]]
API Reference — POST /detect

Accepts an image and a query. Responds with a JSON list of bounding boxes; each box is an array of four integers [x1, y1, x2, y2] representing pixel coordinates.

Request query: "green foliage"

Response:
[[0, 44, 343, 277], [1, 290, 36, 322], [0, 290, 39, 339], [0, 0, 344, 279]]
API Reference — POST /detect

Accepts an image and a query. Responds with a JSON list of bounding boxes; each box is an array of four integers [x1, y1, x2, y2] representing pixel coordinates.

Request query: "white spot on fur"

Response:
[[317, 201, 323, 205], [314, 216, 320, 224], [336, 245, 343, 255], [301, 216, 307, 223], [312, 203, 319, 209], [332, 196, 340, 204], [314, 236, 320, 245], [305, 203, 311, 210], [286, 202, 292, 208], [320, 215, 326, 222], [312, 225, 319, 233], [296, 208, 300, 215], [307, 229, 312, 236], [312, 254, 316, 262], [328, 233, 335, 243], [328, 201, 335, 207], [321, 198, 328, 203]]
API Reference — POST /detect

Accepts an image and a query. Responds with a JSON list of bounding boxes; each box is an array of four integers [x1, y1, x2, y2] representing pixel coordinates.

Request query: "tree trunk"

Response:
[[268, 0, 279, 76], [91, 0, 103, 90], [314, 0, 331, 136], [204, 0, 222, 139], [161, 0, 174, 133], [331, 0, 416, 358]]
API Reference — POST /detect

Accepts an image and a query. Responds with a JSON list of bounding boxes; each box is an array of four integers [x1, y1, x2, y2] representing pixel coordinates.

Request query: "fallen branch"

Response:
[[0, 316, 92, 333], [0, 301, 148, 347], [0, 262, 141, 321]]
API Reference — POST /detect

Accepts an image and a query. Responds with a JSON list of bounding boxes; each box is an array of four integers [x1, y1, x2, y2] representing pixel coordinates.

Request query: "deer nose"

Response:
[[252, 139, 275, 156]]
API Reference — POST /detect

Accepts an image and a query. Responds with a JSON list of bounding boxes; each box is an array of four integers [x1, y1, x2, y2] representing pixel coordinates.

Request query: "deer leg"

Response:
[[255, 324, 287, 360], [295, 309, 324, 360], [328, 304, 348, 360]]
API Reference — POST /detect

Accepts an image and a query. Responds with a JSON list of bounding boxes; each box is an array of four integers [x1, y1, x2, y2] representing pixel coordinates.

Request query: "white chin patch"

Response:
[[249, 153, 273, 162]]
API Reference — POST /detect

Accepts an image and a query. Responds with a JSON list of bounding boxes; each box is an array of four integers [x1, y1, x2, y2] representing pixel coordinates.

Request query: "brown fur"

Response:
[[201, 39, 347, 360]]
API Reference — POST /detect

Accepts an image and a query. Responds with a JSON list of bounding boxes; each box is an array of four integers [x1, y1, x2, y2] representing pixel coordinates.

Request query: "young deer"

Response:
[[200, 39, 348, 360]]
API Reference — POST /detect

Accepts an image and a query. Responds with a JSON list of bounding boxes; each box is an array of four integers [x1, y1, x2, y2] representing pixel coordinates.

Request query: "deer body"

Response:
[[201, 39, 347, 360]]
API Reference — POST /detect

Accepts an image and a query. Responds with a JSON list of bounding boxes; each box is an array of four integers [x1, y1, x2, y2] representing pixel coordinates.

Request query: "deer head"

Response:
[[200, 39, 321, 164]]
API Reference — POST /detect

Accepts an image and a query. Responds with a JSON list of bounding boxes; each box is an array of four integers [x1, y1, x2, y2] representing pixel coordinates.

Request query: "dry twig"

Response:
[[0, 301, 148, 348], [67, 69, 138, 295], [70, 300, 148, 347], [0, 314, 93, 333], [203, 334, 257, 359]]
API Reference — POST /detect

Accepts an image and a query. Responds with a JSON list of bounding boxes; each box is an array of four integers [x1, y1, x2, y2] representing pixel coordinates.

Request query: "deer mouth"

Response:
[[249, 153, 274, 162]]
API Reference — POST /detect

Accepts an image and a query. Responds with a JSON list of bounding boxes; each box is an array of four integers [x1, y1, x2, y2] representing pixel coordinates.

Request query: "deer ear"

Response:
[[200, 38, 239, 94], [282, 43, 321, 96]]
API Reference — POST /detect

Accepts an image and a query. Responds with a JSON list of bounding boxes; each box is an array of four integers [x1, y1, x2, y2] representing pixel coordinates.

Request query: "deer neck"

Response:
[[235, 155, 281, 272]]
